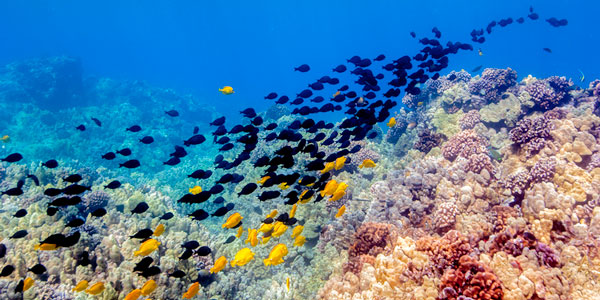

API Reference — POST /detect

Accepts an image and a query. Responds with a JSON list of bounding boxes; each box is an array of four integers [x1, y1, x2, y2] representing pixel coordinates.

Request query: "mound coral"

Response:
[[509, 115, 553, 157], [468, 67, 518, 103]]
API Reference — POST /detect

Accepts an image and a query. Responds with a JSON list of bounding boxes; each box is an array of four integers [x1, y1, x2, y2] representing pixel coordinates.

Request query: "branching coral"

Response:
[[468, 67, 517, 103], [524, 76, 573, 110], [441, 130, 489, 161], [438, 255, 503, 300], [509, 115, 553, 157]]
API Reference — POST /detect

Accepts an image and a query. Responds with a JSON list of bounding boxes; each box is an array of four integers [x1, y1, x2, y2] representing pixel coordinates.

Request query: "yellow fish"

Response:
[[289, 204, 298, 219], [278, 182, 290, 190], [264, 243, 288, 267], [222, 212, 243, 229], [86, 282, 105, 295], [299, 190, 312, 204], [293, 235, 306, 247], [141, 279, 157, 296], [333, 90, 341, 97], [334, 156, 346, 170], [335, 205, 346, 218], [210, 256, 227, 274], [330, 182, 348, 201], [262, 236, 271, 244], [153, 224, 165, 237], [335, 182, 348, 194], [219, 86, 234, 95], [245, 228, 258, 247], [478, 48, 483, 56], [258, 222, 274, 233], [321, 179, 338, 197], [320, 161, 335, 174], [286, 277, 290, 291], [182, 282, 199, 299], [0, 135, 10, 143], [271, 222, 288, 237], [257, 176, 270, 185], [417, 101, 423, 106], [231, 248, 255, 267], [189, 185, 202, 195], [125, 289, 142, 300], [266, 209, 278, 219], [134, 239, 160, 256], [34, 243, 57, 251], [387, 117, 396, 128], [290, 225, 304, 239], [236, 225, 244, 238], [23, 277, 34, 292], [358, 159, 376, 169], [72, 280, 88, 292]]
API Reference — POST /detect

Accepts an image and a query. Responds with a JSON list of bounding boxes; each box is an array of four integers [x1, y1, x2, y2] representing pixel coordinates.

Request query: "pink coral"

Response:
[[344, 222, 397, 274], [459, 110, 481, 130], [438, 255, 504, 300], [441, 130, 488, 161]]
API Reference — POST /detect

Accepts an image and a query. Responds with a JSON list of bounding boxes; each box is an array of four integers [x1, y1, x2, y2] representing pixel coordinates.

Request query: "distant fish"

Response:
[[116, 148, 132, 156], [410, 31, 416, 38], [471, 65, 483, 72], [131, 202, 149, 214], [294, 64, 310, 72], [546, 17, 568, 27], [165, 110, 179, 117], [219, 86, 234, 95], [264, 92, 278, 99], [91, 117, 102, 127], [332, 65, 346, 73], [101, 152, 116, 160], [160, 212, 174, 220], [210, 116, 226, 126], [542, 47, 552, 53], [119, 159, 141, 169], [42, 159, 58, 168], [193, 126, 199, 134], [27, 174, 39, 186], [14, 209, 27, 218], [578, 69, 585, 82], [140, 136, 154, 144], [1, 153, 22, 163], [126, 125, 142, 132], [76, 124, 86, 131], [64, 174, 83, 183], [104, 180, 122, 189]]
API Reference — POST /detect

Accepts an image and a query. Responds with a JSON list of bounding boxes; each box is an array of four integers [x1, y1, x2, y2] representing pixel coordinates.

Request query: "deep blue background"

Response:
[[0, 0, 596, 119]]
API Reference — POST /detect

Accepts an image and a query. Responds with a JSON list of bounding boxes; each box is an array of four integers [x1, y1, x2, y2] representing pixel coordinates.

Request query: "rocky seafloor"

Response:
[[1, 57, 600, 300]]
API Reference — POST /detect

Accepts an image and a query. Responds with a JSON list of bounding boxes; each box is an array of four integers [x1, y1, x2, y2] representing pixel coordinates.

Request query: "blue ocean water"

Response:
[[0, 1, 599, 299]]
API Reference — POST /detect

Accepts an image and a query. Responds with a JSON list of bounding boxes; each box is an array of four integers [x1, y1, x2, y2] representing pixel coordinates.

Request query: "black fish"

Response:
[[294, 64, 310, 72], [165, 109, 179, 117], [116, 148, 132, 156], [188, 169, 212, 179], [169, 270, 186, 278], [240, 108, 257, 118], [28, 263, 46, 275], [212, 207, 228, 217], [374, 54, 385, 61], [130, 228, 153, 240], [10, 230, 28, 239], [91, 208, 107, 217], [0, 244, 6, 259], [217, 174, 234, 184], [251, 116, 263, 126], [131, 202, 149, 214], [297, 89, 313, 98], [210, 116, 226, 126], [27, 174, 39, 186], [215, 136, 230, 144], [42, 159, 58, 168], [209, 184, 224, 194], [543, 48, 552, 53], [182, 240, 200, 249], [66, 218, 85, 227], [546, 17, 568, 27], [263, 217, 274, 224], [276, 96, 290, 104], [196, 246, 211, 256], [140, 136, 154, 144], [258, 191, 280, 201], [102, 152, 116, 160], [105, 180, 121, 189], [163, 157, 181, 166], [140, 266, 161, 278], [189, 209, 209, 221], [410, 31, 416, 38], [76, 124, 86, 131], [126, 125, 142, 132], [224, 236, 236, 244], [226, 203, 235, 211], [46, 207, 58, 216], [134, 257, 154, 272], [2, 187, 23, 196], [160, 212, 174, 220], [14, 209, 27, 218], [265, 92, 278, 99], [15, 279, 24, 292], [91, 117, 102, 127], [44, 188, 62, 197], [50, 196, 82, 206], [64, 174, 83, 183], [276, 212, 289, 222], [120, 159, 141, 169], [1, 153, 22, 163], [76, 251, 91, 267], [0, 265, 15, 277], [219, 143, 234, 151], [184, 134, 206, 146], [238, 183, 258, 196], [63, 184, 91, 195], [332, 65, 346, 73], [193, 126, 199, 134]]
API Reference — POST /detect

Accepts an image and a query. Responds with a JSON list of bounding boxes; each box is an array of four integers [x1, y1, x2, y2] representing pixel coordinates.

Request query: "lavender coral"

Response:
[[441, 130, 488, 161], [524, 76, 573, 110], [459, 110, 480, 130], [508, 115, 553, 157], [468, 67, 517, 103]]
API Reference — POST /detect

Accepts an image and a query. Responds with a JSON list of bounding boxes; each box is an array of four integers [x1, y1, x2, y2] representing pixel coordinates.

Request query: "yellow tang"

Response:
[[358, 159, 376, 169], [264, 243, 288, 267], [182, 282, 200, 299], [262, 236, 271, 244], [134, 239, 160, 256], [23, 277, 34, 292], [222, 212, 243, 229], [334, 156, 346, 170], [278, 182, 290, 190], [35, 243, 58, 251], [236, 225, 244, 238], [286, 277, 290, 291], [258, 222, 274, 233], [321, 179, 338, 197], [189, 185, 202, 195], [153, 224, 165, 237], [219, 86, 235, 95], [230, 248, 255, 267], [266, 209, 278, 219], [293, 235, 306, 247], [210, 256, 227, 274], [271, 222, 288, 237], [124, 289, 142, 300], [257, 176, 270, 185], [289, 204, 298, 219], [387, 117, 396, 128], [0, 135, 10, 143], [245, 228, 258, 247], [335, 205, 346, 218], [141, 279, 157, 296], [72, 280, 88, 292], [291, 225, 304, 239], [320, 161, 334, 174], [85, 282, 105, 295]]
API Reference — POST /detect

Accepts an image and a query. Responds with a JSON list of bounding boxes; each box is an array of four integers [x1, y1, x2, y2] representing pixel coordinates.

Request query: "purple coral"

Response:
[[468, 67, 517, 103], [459, 110, 480, 130], [535, 242, 561, 267], [441, 130, 488, 161], [530, 157, 556, 183], [414, 128, 445, 153], [524, 76, 572, 110], [465, 153, 496, 176], [508, 116, 553, 157]]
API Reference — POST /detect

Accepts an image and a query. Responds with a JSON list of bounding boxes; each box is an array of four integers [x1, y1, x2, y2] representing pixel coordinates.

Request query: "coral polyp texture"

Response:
[[2, 56, 600, 300]]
